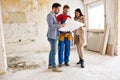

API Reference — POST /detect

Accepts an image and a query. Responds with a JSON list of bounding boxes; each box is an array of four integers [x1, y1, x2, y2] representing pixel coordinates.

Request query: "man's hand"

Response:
[[61, 23, 66, 27]]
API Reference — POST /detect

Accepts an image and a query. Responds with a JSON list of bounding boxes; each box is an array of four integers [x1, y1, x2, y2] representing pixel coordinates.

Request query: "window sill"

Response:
[[87, 29, 104, 33]]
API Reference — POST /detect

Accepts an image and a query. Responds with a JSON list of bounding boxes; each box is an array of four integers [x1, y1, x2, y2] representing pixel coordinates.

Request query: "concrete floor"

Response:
[[0, 49, 120, 80]]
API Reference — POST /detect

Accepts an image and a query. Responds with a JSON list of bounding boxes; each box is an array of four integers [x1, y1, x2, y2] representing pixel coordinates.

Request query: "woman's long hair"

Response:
[[75, 8, 84, 18]]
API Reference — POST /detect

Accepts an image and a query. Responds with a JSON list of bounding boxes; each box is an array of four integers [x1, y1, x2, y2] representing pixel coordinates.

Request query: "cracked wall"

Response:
[[2, 0, 50, 53]]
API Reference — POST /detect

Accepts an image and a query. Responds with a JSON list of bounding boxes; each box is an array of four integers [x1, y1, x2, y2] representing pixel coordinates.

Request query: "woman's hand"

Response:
[[72, 30, 75, 33], [72, 30, 77, 33], [80, 27, 83, 30]]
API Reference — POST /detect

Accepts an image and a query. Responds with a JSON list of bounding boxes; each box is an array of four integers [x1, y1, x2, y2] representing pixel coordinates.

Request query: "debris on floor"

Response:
[[7, 56, 41, 73]]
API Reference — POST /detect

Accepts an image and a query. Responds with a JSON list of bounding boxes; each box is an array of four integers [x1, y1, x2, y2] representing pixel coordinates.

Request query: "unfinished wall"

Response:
[[2, 0, 50, 53], [1, 0, 85, 53]]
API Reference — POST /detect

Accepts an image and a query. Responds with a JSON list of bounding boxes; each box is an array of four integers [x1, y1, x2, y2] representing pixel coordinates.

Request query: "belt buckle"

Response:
[[65, 34, 69, 37]]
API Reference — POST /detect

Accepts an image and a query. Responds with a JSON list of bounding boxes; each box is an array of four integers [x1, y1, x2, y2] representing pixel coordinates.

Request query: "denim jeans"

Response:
[[58, 38, 70, 64], [48, 38, 57, 68]]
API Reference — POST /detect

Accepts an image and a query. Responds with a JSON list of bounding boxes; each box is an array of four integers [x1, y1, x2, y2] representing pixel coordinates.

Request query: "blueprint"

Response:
[[59, 18, 85, 32]]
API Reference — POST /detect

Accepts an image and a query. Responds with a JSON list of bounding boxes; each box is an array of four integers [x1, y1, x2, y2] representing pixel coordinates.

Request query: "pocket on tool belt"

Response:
[[67, 34, 73, 41], [59, 34, 65, 41]]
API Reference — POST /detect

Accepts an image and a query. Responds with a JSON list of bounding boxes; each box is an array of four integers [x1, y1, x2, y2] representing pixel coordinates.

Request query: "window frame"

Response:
[[86, 0, 105, 32]]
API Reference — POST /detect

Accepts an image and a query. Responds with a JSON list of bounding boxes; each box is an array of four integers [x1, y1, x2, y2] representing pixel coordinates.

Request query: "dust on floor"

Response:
[[7, 56, 40, 73], [0, 49, 120, 80]]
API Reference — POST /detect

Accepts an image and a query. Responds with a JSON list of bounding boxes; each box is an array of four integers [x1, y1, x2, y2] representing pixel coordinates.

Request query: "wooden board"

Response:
[[100, 24, 110, 55], [106, 0, 118, 56]]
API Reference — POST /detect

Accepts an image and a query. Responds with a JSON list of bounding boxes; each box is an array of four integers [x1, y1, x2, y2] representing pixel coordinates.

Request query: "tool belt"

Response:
[[59, 33, 73, 41]]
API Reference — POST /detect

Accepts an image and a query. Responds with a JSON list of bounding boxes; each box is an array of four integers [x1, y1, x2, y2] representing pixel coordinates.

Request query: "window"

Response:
[[88, 1, 104, 30]]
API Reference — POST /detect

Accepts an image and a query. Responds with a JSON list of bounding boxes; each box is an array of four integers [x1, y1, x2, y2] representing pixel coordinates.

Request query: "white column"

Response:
[[114, 0, 119, 55], [0, 0, 7, 75], [118, 0, 120, 54]]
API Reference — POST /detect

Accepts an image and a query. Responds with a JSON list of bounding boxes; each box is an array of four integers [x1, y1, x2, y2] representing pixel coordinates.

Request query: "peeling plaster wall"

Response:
[[2, 0, 84, 53], [2, 0, 50, 53]]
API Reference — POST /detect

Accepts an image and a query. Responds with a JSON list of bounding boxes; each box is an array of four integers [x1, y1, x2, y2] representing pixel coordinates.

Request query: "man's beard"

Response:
[[55, 12, 58, 14]]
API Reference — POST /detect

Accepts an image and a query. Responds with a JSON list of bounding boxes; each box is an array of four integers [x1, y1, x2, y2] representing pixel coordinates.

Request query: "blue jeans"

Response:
[[58, 38, 70, 64], [48, 38, 57, 68]]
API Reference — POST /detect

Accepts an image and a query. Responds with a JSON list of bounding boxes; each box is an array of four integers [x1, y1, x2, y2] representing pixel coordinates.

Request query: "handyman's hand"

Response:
[[61, 23, 66, 27]]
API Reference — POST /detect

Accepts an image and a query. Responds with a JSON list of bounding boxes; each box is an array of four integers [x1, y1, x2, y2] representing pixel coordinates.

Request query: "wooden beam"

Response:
[[105, 0, 116, 56], [100, 23, 110, 55]]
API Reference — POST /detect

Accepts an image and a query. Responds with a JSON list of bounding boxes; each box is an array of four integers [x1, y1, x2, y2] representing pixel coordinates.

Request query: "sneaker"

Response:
[[52, 67, 62, 72], [48, 66, 53, 69], [64, 63, 70, 66]]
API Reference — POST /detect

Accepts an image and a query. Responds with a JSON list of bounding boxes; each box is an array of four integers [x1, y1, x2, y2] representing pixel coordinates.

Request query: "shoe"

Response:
[[52, 67, 62, 72], [48, 66, 53, 69], [77, 61, 80, 64], [77, 57, 81, 65], [80, 59, 85, 68], [64, 63, 70, 66], [59, 64, 62, 67]]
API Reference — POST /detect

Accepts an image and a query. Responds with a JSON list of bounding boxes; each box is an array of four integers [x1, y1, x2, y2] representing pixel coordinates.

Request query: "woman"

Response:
[[73, 8, 86, 68]]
